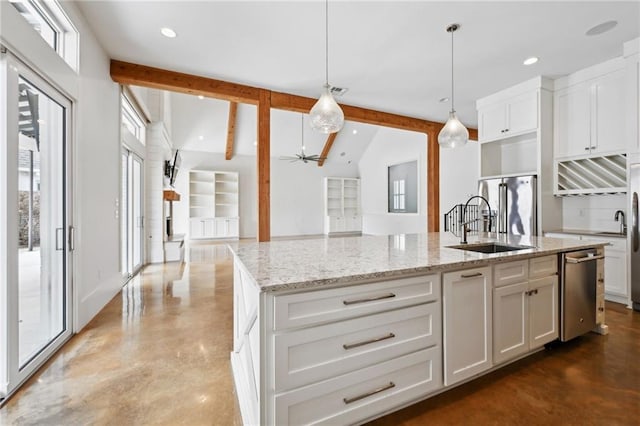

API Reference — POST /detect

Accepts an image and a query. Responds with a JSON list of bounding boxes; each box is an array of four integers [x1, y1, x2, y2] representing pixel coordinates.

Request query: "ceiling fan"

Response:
[[279, 114, 326, 163]]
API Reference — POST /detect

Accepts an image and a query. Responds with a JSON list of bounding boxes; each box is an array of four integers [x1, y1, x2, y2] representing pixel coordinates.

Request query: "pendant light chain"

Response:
[[325, 0, 329, 86], [450, 25, 454, 112]]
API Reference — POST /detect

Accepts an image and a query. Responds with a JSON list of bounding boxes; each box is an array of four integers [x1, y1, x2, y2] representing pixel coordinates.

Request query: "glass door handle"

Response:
[[55, 227, 64, 251]]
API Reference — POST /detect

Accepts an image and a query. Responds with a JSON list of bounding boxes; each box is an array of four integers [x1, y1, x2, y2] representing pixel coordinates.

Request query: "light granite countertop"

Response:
[[228, 232, 607, 292], [545, 229, 626, 239]]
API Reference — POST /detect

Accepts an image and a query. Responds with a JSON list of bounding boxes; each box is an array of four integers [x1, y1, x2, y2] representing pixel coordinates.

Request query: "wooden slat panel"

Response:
[[110, 60, 261, 104], [225, 102, 238, 160], [317, 132, 338, 167], [257, 90, 271, 242]]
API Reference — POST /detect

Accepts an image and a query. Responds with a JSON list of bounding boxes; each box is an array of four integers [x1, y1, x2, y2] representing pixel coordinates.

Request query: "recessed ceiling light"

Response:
[[161, 27, 177, 38], [439, 97, 449, 103], [198, 135, 204, 141], [523, 56, 539, 66], [352, 129, 358, 135], [586, 20, 617, 36], [198, 95, 204, 100]]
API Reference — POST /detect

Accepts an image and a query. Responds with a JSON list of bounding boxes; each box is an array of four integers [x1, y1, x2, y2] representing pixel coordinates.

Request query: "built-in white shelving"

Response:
[[324, 177, 362, 234], [189, 170, 239, 239]]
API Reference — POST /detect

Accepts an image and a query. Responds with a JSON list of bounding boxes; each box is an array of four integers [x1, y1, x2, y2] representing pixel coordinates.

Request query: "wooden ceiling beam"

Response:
[[110, 60, 261, 104], [271, 91, 449, 134], [110, 60, 479, 137], [317, 132, 338, 167], [225, 102, 238, 160]]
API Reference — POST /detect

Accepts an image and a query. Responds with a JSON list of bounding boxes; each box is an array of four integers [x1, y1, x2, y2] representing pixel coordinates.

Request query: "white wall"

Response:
[[562, 194, 627, 232], [439, 140, 480, 221], [358, 127, 427, 235], [173, 151, 359, 239], [1, 1, 123, 331]]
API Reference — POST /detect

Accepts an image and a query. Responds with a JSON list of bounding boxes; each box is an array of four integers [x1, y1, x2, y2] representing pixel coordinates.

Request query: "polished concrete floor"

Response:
[[1, 241, 639, 425]]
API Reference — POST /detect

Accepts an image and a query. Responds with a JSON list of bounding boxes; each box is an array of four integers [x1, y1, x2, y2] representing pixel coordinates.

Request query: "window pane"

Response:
[[10, 1, 58, 50]]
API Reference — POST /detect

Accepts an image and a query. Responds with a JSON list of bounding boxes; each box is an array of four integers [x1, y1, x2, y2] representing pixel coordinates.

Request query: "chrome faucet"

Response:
[[460, 195, 493, 244], [614, 210, 627, 235]]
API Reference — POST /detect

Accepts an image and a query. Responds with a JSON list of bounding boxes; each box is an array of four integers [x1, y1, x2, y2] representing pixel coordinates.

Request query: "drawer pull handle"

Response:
[[460, 272, 482, 279], [343, 333, 396, 350], [343, 382, 396, 405], [343, 293, 396, 305]]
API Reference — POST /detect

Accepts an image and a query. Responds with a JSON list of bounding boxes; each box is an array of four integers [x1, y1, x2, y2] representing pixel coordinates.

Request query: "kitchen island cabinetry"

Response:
[[230, 233, 606, 426], [493, 256, 558, 365], [443, 267, 492, 386]]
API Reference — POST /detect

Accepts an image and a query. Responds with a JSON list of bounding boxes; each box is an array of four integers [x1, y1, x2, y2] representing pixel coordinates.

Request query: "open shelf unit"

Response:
[[324, 177, 361, 234], [189, 170, 239, 239], [555, 154, 627, 195]]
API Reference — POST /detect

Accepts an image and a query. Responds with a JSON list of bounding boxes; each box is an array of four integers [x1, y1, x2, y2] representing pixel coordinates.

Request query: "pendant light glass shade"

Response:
[[310, 0, 344, 134], [438, 111, 469, 148], [439, 23, 468, 148], [310, 84, 344, 134]]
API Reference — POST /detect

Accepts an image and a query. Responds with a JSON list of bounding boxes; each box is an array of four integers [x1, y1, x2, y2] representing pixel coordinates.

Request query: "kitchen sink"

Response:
[[447, 243, 534, 254]]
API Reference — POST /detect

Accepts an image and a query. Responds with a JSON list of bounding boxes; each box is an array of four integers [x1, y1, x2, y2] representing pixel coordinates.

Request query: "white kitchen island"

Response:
[[229, 233, 607, 426]]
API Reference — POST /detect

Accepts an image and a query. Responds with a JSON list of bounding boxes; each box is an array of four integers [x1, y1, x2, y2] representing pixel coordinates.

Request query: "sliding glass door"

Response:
[[121, 148, 144, 277], [0, 52, 73, 400]]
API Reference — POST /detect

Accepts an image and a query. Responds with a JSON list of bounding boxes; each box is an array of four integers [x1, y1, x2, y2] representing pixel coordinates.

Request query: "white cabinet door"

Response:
[[227, 218, 239, 238], [604, 245, 627, 297], [506, 91, 538, 136], [554, 83, 591, 158], [190, 219, 204, 239], [203, 219, 216, 238], [479, 103, 506, 142], [593, 69, 626, 154], [493, 281, 529, 365], [329, 216, 346, 233], [443, 267, 492, 386], [528, 275, 558, 348], [214, 218, 228, 237]]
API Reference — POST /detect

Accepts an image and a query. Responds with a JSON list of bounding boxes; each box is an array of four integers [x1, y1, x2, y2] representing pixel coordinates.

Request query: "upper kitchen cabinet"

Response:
[[624, 38, 640, 161], [478, 91, 538, 143], [476, 77, 562, 234], [554, 58, 626, 159]]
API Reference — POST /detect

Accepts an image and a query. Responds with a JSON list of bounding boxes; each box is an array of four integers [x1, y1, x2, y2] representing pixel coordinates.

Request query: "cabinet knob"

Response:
[[585, 147, 590, 151]]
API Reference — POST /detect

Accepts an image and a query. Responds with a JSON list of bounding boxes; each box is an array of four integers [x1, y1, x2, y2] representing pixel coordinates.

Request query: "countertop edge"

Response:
[[230, 241, 607, 293]]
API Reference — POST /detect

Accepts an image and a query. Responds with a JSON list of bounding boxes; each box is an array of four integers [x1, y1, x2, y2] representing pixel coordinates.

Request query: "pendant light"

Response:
[[309, 0, 344, 134], [438, 23, 469, 148]]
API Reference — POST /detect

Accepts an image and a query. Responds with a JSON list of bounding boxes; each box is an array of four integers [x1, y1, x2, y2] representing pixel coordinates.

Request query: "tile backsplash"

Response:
[[562, 194, 627, 232]]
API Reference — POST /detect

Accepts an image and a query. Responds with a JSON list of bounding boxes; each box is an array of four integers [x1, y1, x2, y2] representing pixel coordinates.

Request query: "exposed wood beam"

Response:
[[272, 91, 445, 134], [317, 132, 338, 167], [110, 60, 480, 137], [427, 127, 442, 233], [225, 102, 238, 160], [257, 90, 271, 242], [110, 60, 261, 104]]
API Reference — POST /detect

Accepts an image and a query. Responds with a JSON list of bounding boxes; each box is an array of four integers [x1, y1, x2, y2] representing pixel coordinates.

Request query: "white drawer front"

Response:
[[274, 347, 442, 426], [493, 260, 528, 287], [273, 274, 440, 330], [529, 255, 558, 279], [274, 303, 440, 392]]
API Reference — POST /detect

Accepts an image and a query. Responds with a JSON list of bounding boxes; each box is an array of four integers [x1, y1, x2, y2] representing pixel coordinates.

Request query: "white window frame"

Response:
[[121, 92, 147, 146], [9, 0, 79, 71]]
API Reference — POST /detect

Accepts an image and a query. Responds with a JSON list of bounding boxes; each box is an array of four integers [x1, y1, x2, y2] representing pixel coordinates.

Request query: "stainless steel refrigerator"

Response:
[[630, 164, 640, 311], [478, 175, 537, 236]]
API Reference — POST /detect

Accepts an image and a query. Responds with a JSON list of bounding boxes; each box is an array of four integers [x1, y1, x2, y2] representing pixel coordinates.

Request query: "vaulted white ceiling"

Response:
[[77, 1, 640, 129]]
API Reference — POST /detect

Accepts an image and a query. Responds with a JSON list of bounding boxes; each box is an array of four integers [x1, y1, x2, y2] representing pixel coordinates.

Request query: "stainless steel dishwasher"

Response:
[[560, 249, 603, 341]]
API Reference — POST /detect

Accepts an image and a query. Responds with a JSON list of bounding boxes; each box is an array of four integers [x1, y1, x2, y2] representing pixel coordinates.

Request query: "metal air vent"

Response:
[[330, 86, 348, 97]]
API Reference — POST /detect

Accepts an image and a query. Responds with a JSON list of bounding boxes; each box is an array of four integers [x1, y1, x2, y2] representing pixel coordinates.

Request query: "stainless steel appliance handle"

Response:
[[500, 183, 508, 234], [565, 254, 605, 264], [633, 192, 639, 252]]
